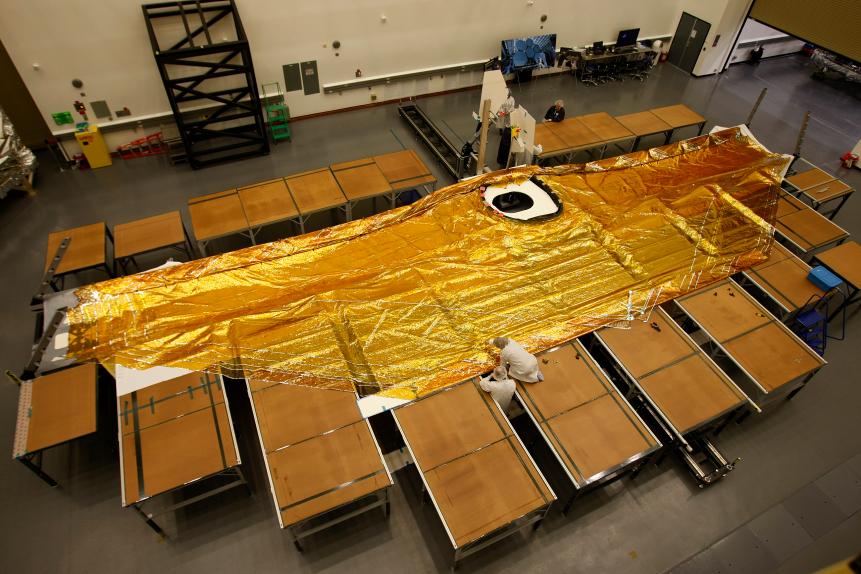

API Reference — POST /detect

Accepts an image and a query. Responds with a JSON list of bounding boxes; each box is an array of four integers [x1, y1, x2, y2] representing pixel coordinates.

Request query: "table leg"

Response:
[[132, 503, 165, 537], [697, 121, 706, 135], [181, 220, 195, 261], [18, 454, 58, 487], [664, 129, 673, 145], [630, 136, 641, 152], [198, 241, 208, 257], [827, 194, 851, 220]]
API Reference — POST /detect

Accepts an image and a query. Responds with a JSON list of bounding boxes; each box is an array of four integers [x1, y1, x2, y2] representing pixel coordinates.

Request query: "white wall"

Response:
[[0, 0, 686, 151], [727, 19, 804, 65]]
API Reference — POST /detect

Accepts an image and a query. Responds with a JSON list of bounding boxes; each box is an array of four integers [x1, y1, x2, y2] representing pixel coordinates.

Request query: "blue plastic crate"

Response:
[[807, 266, 842, 291]]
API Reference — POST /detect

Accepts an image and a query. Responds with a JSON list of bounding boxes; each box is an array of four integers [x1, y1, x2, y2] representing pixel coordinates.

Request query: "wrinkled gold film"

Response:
[[67, 128, 787, 400]]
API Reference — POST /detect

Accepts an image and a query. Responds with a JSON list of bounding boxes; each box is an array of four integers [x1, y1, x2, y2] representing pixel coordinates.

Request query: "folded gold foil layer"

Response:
[[68, 127, 787, 401]]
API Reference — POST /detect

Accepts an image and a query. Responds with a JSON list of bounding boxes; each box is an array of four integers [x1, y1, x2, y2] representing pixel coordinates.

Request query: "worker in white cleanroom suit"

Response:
[[488, 337, 544, 383], [479, 366, 516, 414]]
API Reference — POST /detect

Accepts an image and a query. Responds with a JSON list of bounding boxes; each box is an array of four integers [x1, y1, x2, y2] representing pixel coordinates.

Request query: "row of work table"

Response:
[[534, 103, 706, 162], [19, 131, 859, 567], [12, 252, 850, 566], [189, 149, 436, 254]]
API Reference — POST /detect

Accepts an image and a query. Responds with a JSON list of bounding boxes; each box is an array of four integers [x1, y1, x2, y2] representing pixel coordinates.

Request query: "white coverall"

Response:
[[500, 339, 543, 383], [479, 374, 516, 413], [497, 95, 515, 129]]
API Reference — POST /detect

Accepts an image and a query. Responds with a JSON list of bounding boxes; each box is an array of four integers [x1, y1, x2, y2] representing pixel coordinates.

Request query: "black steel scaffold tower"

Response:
[[142, 0, 269, 168]]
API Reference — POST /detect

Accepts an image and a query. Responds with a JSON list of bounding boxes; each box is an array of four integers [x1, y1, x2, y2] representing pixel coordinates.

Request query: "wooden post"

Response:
[[475, 99, 491, 176]]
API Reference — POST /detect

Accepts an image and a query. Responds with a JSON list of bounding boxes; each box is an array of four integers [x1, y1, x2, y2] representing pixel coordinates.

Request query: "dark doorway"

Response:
[[667, 12, 712, 74]]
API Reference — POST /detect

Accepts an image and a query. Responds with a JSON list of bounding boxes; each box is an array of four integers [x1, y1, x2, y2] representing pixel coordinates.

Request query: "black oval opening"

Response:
[[492, 191, 535, 213]]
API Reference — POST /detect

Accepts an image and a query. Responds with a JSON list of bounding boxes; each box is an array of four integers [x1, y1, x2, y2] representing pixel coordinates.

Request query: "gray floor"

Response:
[[1, 55, 860, 573]]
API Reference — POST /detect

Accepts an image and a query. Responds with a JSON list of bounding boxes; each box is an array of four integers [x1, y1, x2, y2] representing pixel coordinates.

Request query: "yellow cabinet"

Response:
[[74, 125, 112, 168]]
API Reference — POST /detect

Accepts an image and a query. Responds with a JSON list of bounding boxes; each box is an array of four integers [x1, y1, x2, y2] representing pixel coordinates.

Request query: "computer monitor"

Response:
[[616, 28, 640, 48], [500, 34, 557, 74]]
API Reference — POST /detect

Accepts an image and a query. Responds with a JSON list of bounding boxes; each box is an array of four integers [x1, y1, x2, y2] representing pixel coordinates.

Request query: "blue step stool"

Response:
[[807, 266, 842, 292], [792, 307, 827, 356]]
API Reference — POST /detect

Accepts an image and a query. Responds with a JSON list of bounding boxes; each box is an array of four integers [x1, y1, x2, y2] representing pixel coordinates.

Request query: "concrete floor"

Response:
[[1, 54, 859, 573]]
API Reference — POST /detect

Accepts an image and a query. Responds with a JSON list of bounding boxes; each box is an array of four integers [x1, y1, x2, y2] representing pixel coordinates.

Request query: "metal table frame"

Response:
[[392, 380, 555, 568], [512, 340, 662, 515], [783, 157, 854, 220], [589, 311, 753, 487], [114, 219, 195, 275], [774, 190, 849, 258], [669, 279, 827, 410], [118, 372, 248, 537], [245, 379, 393, 548], [46, 224, 115, 289]]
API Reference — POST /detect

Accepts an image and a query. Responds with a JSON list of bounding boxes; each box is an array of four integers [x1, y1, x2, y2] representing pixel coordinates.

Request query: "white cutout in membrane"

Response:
[[483, 179, 560, 221]]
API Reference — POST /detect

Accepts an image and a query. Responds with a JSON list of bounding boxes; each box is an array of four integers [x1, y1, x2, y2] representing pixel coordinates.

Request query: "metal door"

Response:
[[668, 12, 711, 74]]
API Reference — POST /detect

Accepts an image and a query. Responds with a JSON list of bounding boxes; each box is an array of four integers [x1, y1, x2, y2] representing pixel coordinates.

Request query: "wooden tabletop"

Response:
[[614, 111, 672, 137], [804, 180, 853, 203], [119, 372, 238, 505], [746, 242, 823, 313], [597, 311, 693, 379], [548, 118, 603, 149], [247, 381, 390, 527], [269, 420, 391, 526], [534, 123, 567, 154], [577, 112, 634, 142], [815, 240, 861, 288], [45, 222, 107, 274], [777, 191, 808, 217], [518, 343, 606, 418], [517, 342, 658, 486], [286, 168, 347, 216], [776, 208, 849, 252], [333, 161, 393, 202], [649, 104, 705, 129], [188, 190, 249, 242], [596, 309, 746, 433], [423, 437, 551, 547], [114, 211, 186, 259], [395, 381, 506, 471], [373, 150, 435, 190], [251, 383, 362, 449], [395, 381, 553, 547], [237, 178, 300, 227], [785, 167, 834, 191], [723, 323, 824, 392], [15, 363, 97, 456], [676, 280, 825, 392]]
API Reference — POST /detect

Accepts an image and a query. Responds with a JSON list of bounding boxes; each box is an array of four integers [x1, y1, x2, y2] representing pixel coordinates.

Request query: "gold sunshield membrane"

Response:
[[67, 127, 786, 402]]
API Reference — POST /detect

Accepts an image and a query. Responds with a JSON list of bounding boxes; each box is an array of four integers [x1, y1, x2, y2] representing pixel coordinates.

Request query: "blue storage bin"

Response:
[[807, 266, 843, 291]]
